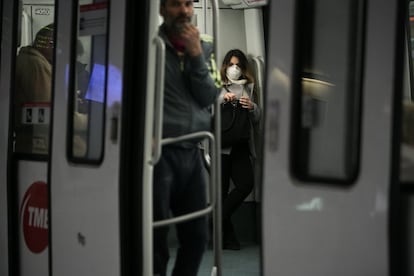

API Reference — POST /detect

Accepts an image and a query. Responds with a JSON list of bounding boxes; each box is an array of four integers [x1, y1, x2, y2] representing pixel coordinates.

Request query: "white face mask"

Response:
[[226, 65, 242, 81]]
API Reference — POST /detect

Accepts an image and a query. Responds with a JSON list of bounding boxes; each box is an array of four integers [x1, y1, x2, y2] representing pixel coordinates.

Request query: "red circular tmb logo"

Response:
[[20, 181, 48, 253]]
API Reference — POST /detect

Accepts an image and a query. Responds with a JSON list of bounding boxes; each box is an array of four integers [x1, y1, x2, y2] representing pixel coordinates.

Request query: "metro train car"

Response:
[[0, 0, 413, 275]]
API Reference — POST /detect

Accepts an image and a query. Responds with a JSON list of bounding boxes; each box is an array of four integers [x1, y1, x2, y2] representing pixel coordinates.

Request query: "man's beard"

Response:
[[169, 16, 191, 35]]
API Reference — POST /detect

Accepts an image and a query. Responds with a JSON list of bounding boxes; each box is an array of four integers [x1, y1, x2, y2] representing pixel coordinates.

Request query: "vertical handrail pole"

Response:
[[151, 36, 166, 165], [209, 0, 222, 275]]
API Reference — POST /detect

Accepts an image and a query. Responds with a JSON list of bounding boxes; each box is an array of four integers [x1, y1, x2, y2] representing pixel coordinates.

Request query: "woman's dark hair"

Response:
[[220, 49, 255, 84]]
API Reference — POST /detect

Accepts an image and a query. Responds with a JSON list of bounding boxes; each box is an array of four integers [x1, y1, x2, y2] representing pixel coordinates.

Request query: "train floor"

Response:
[[166, 202, 261, 275], [167, 242, 260, 275]]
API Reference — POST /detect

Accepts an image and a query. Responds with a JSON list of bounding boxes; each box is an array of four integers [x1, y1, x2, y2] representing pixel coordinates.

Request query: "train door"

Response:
[[0, 1, 9, 276], [0, 0, 157, 275], [401, 1, 414, 274], [49, 0, 157, 275], [1, 1, 55, 275], [262, 0, 406, 275]]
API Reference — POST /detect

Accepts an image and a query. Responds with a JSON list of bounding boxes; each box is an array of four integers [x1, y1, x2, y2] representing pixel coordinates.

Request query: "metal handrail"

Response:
[[210, 0, 222, 275], [212, 100, 222, 276], [153, 131, 216, 228], [151, 36, 165, 165], [252, 56, 265, 111], [211, 0, 220, 69]]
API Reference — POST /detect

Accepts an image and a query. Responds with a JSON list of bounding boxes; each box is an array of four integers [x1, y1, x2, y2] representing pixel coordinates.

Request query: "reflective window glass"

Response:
[[291, 0, 364, 183], [13, 2, 55, 156], [69, 0, 109, 162]]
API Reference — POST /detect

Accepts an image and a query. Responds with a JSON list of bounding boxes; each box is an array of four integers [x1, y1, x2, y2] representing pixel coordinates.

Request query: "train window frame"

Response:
[[290, 0, 366, 185], [66, 0, 110, 165]]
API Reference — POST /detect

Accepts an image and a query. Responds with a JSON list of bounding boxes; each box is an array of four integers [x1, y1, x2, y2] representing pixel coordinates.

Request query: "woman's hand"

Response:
[[240, 96, 253, 110], [224, 92, 236, 102]]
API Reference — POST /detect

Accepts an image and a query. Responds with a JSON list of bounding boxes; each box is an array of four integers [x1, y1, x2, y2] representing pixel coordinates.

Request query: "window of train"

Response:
[[290, 0, 365, 183], [13, 2, 55, 157], [68, 0, 109, 163], [401, 1, 414, 183]]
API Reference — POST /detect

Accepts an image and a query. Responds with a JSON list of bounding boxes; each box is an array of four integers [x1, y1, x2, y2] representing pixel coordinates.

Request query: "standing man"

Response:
[[154, 0, 220, 275]]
